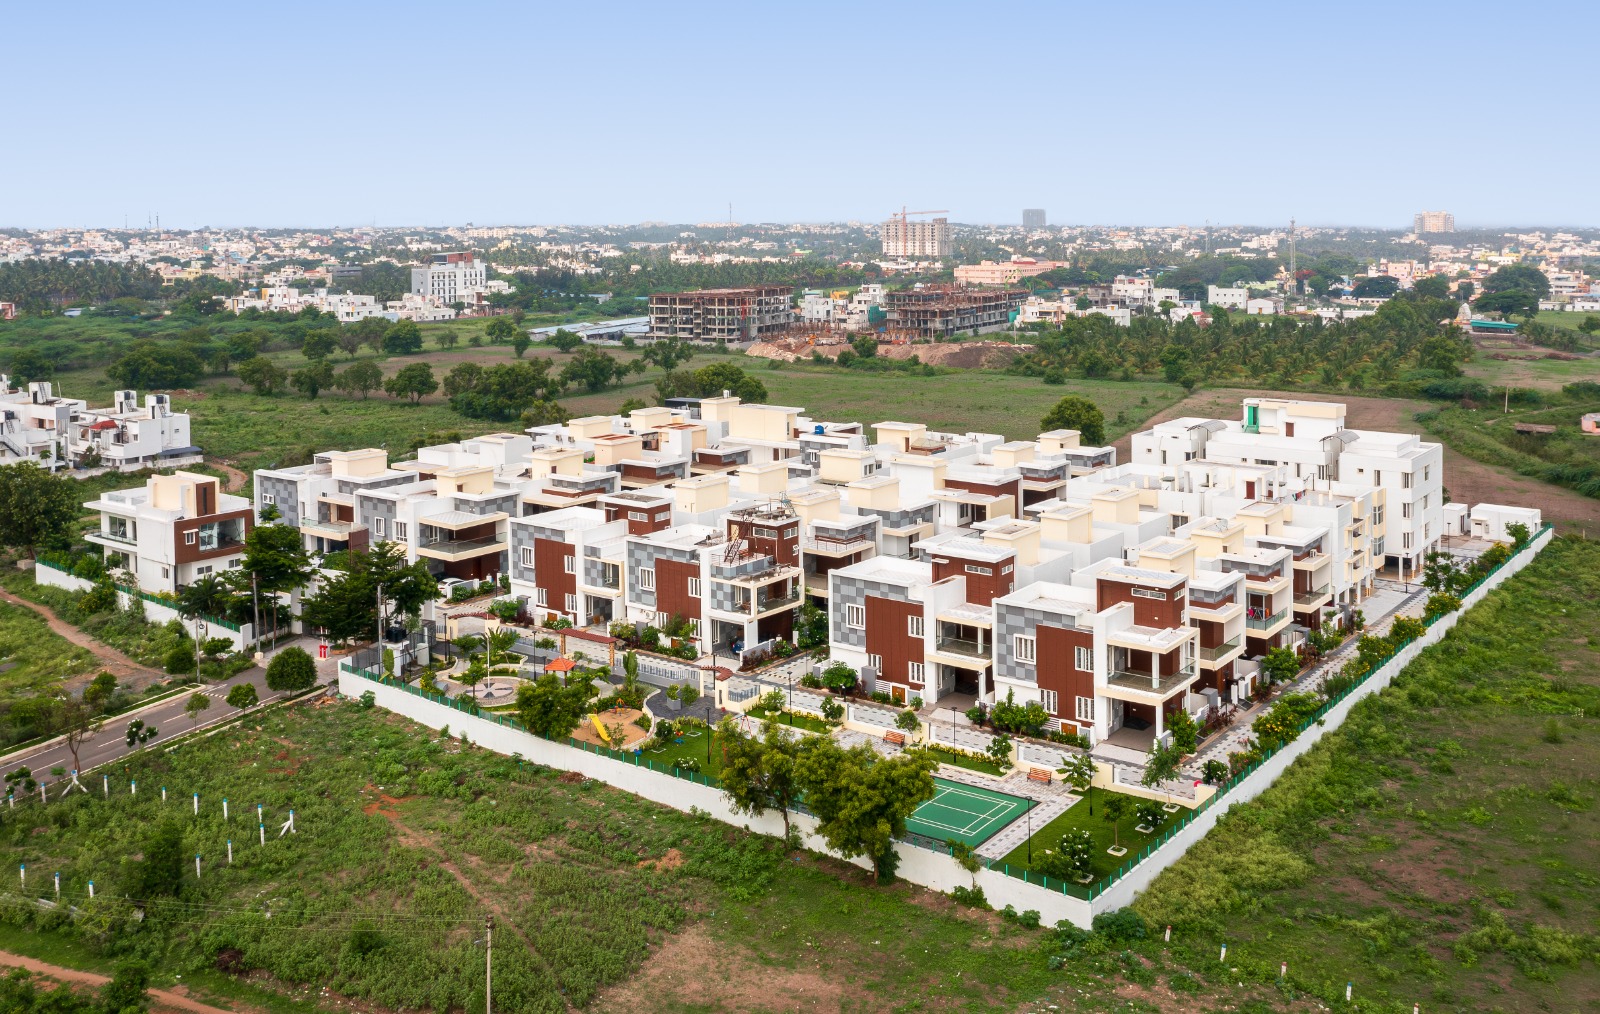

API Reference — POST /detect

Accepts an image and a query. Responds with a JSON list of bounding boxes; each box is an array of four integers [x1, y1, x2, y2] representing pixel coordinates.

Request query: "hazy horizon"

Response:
[[5, 0, 1594, 230]]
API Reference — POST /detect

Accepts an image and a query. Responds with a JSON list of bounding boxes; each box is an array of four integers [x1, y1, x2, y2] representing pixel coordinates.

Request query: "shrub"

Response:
[[164, 644, 195, 675], [1167, 709, 1198, 754], [265, 646, 317, 691], [225, 683, 258, 709], [949, 884, 989, 909], [78, 580, 118, 615], [1424, 592, 1461, 619], [1201, 759, 1229, 785], [1091, 908, 1148, 943]]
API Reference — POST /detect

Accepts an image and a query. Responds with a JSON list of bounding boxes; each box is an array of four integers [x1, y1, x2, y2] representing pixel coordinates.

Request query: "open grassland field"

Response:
[[757, 363, 1185, 442], [1418, 402, 1600, 532], [1133, 536, 1600, 1013], [6, 544, 1599, 1013], [0, 700, 1087, 1014], [1128, 388, 1600, 533], [1462, 339, 1600, 392], [0, 599, 96, 702]]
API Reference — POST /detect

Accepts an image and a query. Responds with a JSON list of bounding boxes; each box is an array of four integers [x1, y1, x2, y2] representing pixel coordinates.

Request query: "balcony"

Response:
[[802, 534, 874, 557], [416, 535, 506, 561], [1293, 551, 1331, 571], [1293, 585, 1331, 608], [1198, 637, 1242, 663], [1106, 661, 1197, 697], [935, 635, 988, 658], [87, 528, 138, 547], [301, 519, 365, 540], [1245, 609, 1288, 631]]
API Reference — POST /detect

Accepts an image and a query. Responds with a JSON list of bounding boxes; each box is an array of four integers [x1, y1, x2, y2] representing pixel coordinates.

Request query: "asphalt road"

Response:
[[2, 668, 289, 787]]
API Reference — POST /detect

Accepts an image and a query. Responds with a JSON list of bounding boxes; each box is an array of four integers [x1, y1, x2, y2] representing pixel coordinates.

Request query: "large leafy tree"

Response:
[[515, 673, 591, 738], [265, 645, 317, 691], [384, 362, 438, 403], [382, 319, 424, 354], [335, 360, 383, 399], [240, 521, 311, 643], [1482, 263, 1551, 299], [106, 340, 206, 389], [1039, 395, 1106, 444], [719, 717, 805, 837], [237, 355, 288, 395], [0, 462, 79, 556], [794, 737, 937, 881]]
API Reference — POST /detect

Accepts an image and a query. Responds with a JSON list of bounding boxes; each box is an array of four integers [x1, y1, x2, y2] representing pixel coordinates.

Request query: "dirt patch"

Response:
[[1117, 387, 1600, 533], [592, 922, 844, 1013], [637, 847, 684, 872], [748, 335, 1028, 369], [557, 771, 587, 785]]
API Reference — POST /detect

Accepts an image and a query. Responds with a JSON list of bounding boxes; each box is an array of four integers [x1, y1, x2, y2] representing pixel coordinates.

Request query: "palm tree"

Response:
[[487, 627, 519, 674], [178, 575, 234, 680]]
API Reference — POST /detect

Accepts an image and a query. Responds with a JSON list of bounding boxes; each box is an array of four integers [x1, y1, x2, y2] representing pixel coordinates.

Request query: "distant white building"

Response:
[[0, 380, 197, 470], [411, 252, 487, 306], [1206, 285, 1248, 309]]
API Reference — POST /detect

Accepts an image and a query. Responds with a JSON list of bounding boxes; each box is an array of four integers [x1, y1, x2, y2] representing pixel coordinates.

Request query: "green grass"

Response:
[[1130, 535, 1600, 1010], [757, 362, 1184, 441], [0, 568, 188, 669], [639, 723, 725, 778], [1000, 789, 1163, 880], [928, 746, 1008, 776], [744, 705, 832, 734], [0, 599, 96, 702]]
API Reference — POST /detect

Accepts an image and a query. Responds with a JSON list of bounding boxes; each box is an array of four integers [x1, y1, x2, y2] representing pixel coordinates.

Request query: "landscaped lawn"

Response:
[[745, 704, 832, 734], [637, 723, 726, 779], [929, 746, 1008, 777], [999, 789, 1163, 881]]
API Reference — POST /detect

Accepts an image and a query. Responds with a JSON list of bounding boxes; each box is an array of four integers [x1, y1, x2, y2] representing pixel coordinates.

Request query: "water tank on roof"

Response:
[[813, 424, 825, 435]]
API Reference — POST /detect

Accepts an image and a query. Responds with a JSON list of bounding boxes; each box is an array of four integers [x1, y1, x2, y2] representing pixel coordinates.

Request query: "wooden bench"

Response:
[[1027, 768, 1052, 784], [883, 730, 907, 747]]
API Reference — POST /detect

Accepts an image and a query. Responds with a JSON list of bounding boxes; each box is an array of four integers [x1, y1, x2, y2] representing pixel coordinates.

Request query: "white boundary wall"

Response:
[[1089, 525, 1554, 913], [35, 563, 257, 650], [340, 527, 1553, 928], [339, 667, 1096, 927]]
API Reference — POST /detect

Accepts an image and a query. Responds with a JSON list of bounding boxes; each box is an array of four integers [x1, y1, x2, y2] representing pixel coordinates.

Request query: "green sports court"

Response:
[[904, 778, 1034, 847]]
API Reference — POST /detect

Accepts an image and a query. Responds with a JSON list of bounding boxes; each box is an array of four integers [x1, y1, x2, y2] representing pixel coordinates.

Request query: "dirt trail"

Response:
[[0, 949, 244, 1014], [1116, 388, 1600, 533], [209, 458, 249, 493], [0, 586, 159, 691], [362, 788, 566, 1002]]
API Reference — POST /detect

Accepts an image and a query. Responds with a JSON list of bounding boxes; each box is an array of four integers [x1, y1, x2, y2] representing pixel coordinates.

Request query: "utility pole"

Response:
[[375, 581, 385, 672], [485, 915, 493, 1014]]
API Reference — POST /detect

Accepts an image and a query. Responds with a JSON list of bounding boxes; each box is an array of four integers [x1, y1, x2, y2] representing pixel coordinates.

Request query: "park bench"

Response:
[[1027, 768, 1052, 784], [882, 730, 907, 747]]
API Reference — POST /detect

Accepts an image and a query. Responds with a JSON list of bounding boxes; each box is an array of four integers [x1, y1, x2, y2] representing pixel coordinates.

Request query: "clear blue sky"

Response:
[[5, 0, 1594, 230]]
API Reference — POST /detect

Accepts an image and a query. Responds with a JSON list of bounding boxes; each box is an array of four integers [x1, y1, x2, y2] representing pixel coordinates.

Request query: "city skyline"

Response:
[[2, 0, 1595, 229]]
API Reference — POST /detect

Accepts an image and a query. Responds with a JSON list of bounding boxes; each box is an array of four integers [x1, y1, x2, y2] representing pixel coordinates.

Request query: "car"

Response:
[[435, 577, 468, 601]]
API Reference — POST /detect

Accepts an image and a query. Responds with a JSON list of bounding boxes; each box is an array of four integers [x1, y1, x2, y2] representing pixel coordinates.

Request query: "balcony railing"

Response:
[[90, 529, 138, 546], [1293, 586, 1330, 607], [1245, 609, 1288, 630], [418, 536, 506, 559], [935, 636, 989, 658], [755, 588, 801, 612], [1106, 662, 1197, 696], [1198, 637, 1241, 662], [802, 534, 874, 555]]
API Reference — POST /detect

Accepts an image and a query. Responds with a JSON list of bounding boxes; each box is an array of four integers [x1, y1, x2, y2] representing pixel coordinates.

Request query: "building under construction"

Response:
[[884, 285, 1028, 339], [647, 285, 794, 343]]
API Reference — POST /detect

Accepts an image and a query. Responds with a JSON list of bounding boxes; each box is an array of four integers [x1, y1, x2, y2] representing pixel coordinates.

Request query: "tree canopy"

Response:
[[1039, 396, 1106, 444], [0, 462, 79, 555]]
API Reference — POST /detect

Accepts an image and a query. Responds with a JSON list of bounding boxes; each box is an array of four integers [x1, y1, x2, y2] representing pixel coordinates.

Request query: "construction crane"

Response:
[[892, 206, 949, 231]]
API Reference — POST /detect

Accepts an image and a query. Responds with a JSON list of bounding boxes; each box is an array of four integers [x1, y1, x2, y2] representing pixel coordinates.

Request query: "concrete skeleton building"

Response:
[[647, 285, 794, 343], [258, 394, 1521, 753]]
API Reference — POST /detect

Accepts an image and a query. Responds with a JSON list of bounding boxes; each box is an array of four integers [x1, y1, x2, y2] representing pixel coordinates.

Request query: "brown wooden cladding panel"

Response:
[[533, 536, 576, 605], [864, 594, 923, 688], [655, 558, 700, 622], [173, 510, 253, 565], [930, 556, 1014, 606], [1037, 623, 1094, 722], [1095, 578, 1185, 628]]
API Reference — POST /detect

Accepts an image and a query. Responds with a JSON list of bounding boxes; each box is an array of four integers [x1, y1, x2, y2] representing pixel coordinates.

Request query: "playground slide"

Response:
[[589, 713, 611, 743]]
